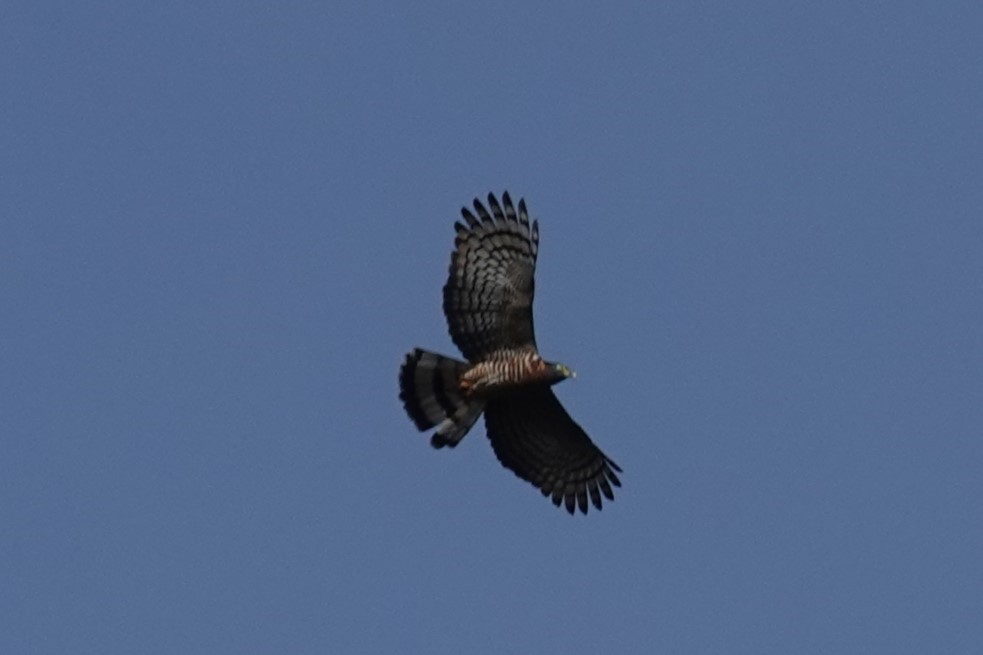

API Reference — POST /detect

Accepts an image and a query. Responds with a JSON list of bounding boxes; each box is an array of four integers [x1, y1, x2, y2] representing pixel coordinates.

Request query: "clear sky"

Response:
[[2, 2, 981, 653]]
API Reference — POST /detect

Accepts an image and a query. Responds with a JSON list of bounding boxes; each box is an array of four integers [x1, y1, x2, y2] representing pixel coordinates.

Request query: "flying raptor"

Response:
[[398, 192, 621, 514]]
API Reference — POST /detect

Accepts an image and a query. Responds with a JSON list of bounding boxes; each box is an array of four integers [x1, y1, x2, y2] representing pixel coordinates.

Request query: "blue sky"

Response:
[[2, 2, 981, 653]]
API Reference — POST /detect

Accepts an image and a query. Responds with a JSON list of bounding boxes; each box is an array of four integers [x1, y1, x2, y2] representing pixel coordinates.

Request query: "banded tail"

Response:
[[399, 348, 485, 449]]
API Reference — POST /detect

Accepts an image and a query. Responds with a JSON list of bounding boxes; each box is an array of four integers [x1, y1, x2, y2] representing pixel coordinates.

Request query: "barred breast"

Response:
[[459, 350, 550, 396]]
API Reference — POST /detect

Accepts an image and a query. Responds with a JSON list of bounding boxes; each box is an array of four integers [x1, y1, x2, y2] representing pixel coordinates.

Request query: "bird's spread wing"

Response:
[[443, 192, 539, 362], [483, 387, 622, 514]]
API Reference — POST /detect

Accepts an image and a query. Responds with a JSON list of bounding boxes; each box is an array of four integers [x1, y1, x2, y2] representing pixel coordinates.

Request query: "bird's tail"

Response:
[[399, 348, 485, 449]]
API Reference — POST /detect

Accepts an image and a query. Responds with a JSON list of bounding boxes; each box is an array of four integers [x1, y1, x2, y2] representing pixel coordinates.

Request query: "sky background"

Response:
[[2, 2, 981, 653]]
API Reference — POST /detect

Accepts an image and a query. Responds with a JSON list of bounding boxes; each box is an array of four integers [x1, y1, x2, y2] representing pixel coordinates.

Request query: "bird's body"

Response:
[[398, 192, 621, 514], [458, 349, 553, 395]]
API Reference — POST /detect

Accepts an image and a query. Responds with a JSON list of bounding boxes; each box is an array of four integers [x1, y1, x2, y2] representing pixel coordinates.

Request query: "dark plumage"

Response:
[[399, 192, 621, 514]]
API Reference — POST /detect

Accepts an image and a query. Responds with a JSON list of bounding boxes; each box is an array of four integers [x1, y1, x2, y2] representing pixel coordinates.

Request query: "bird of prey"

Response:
[[398, 192, 621, 514]]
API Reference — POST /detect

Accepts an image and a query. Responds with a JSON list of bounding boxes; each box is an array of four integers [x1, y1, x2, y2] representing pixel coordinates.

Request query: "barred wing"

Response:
[[443, 192, 539, 362], [483, 388, 622, 515]]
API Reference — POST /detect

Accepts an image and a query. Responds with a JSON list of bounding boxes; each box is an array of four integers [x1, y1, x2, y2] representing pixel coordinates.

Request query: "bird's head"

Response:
[[548, 362, 577, 385]]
